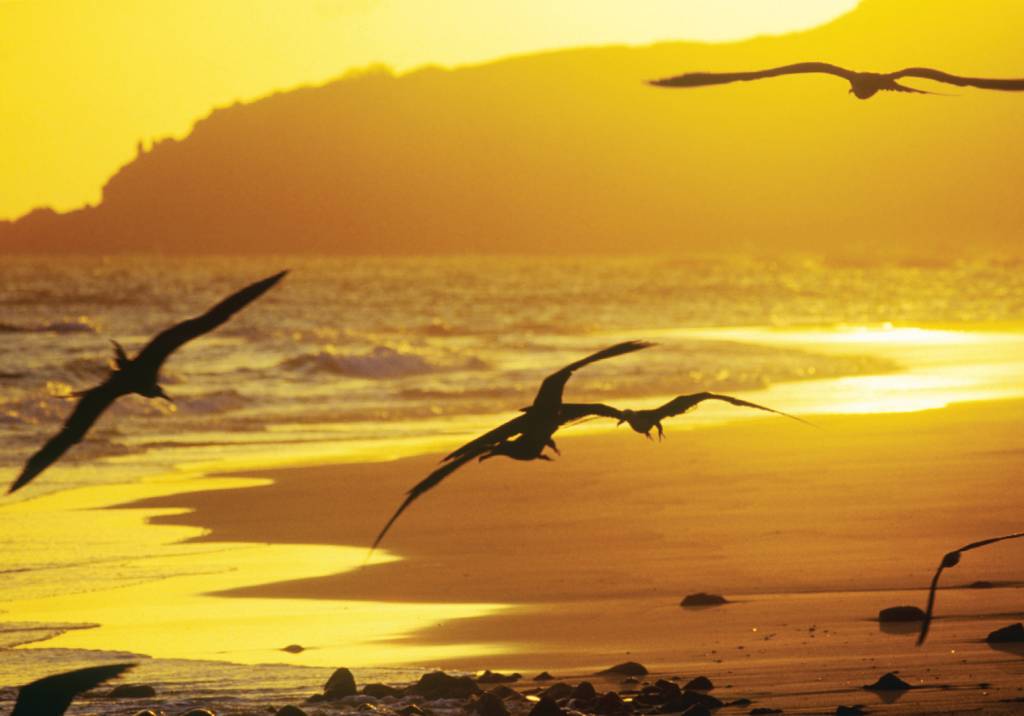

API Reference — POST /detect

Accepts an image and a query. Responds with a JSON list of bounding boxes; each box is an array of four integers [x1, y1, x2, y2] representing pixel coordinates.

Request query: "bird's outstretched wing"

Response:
[[558, 402, 625, 424], [916, 531, 1024, 646], [532, 340, 653, 413], [371, 451, 481, 552], [133, 270, 287, 374], [441, 413, 529, 463], [650, 62, 855, 88], [895, 67, 1024, 91], [12, 663, 135, 716], [9, 381, 123, 494], [885, 81, 932, 95], [654, 392, 814, 426]]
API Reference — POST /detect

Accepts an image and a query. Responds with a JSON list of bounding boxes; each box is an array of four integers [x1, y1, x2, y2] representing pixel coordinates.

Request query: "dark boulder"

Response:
[[275, 707, 308, 716], [363, 684, 402, 698], [835, 707, 865, 716], [750, 708, 782, 714], [281, 644, 305, 653], [473, 691, 510, 716], [109, 684, 157, 698], [489, 685, 524, 700], [572, 682, 597, 701], [323, 668, 357, 698], [986, 623, 1024, 643], [877, 606, 924, 622], [529, 696, 566, 716], [410, 671, 481, 699], [679, 706, 712, 716], [180, 711, 216, 716], [680, 593, 729, 607], [594, 691, 629, 714], [477, 670, 521, 684], [533, 672, 555, 681], [541, 682, 574, 701], [684, 676, 714, 692], [398, 706, 425, 716], [596, 662, 648, 677], [864, 673, 911, 691], [967, 580, 995, 589], [663, 691, 723, 713]]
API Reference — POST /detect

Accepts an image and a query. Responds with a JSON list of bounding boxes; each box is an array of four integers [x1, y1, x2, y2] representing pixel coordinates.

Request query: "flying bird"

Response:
[[612, 392, 813, 440], [370, 340, 653, 550], [11, 663, 135, 716], [916, 531, 1024, 646], [8, 270, 287, 494], [649, 62, 1024, 99]]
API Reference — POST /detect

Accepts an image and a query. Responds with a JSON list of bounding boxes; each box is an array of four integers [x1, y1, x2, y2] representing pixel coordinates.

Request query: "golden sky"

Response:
[[1, 0, 857, 221]]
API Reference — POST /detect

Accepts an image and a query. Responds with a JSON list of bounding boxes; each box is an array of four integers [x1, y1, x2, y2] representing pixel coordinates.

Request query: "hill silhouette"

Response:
[[4, 0, 1024, 258]]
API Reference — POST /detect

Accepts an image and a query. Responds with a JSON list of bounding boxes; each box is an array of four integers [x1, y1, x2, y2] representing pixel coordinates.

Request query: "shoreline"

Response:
[[4, 323, 1024, 715], [7, 398, 1024, 715], [11, 398, 1022, 663]]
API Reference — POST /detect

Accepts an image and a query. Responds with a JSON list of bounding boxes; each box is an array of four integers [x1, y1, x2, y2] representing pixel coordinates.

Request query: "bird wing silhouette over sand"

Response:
[[8, 270, 287, 494], [371, 340, 653, 550], [11, 663, 134, 716], [916, 531, 1024, 646], [612, 392, 813, 440], [650, 62, 1024, 99]]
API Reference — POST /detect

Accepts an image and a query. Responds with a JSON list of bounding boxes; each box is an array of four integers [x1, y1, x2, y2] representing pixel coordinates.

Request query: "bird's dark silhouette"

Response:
[[371, 341, 653, 551], [611, 392, 813, 440], [8, 271, 287, 494], [916, 531, 1024, 646], [650, 62, 1024, 99], [11, 663, 135, 716]]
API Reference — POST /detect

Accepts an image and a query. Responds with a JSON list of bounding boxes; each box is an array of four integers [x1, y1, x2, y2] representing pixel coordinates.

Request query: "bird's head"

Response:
[[142, 384, 174, 403], [616, 408, 636, 426]]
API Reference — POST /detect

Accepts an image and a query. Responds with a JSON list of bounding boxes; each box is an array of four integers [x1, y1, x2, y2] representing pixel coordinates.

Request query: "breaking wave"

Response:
[[279, 345, 488, 379]]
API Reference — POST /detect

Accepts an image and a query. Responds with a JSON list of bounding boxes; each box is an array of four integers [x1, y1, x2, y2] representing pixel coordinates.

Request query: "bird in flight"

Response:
[[916, 531, 1024, 646], [610, 392, 813, 440], [370, 340, 653, 551], [649, 63, 1024, 99], [8, 270, 287, 494], [11, 663, 135, 716]]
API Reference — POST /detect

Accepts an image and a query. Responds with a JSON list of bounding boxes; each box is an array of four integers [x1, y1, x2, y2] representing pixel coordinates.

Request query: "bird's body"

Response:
[[371, 341, 653, 550], [9, 270, 287, 494], [916, 531, 1024, 646], [11, 663, 134, 716], [650, 62, 1024, 99]]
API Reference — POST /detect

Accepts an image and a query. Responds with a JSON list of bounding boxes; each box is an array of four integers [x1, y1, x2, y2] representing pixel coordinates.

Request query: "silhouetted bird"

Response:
[[11, 663, 134, 716], [8, 271, 287, 494], [650, 62, 1024, 99], [612, 392, 813, 440], [371, 341, 653, 550], [916, 531, 1024, 646]]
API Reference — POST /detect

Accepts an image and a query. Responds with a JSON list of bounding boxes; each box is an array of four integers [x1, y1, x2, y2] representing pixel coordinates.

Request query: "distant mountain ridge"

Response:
[[5, 0, 1024, 258]]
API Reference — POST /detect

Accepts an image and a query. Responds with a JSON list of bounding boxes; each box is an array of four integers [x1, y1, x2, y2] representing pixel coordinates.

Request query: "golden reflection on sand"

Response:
[[2, 475, 507, 666]]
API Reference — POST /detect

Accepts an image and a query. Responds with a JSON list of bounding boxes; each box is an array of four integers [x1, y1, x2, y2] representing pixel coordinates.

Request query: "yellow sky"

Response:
[[1, 0, 857, 221]]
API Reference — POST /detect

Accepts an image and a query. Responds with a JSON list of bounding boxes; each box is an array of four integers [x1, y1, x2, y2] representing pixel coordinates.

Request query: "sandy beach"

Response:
[[37, 397, 1016, 714]]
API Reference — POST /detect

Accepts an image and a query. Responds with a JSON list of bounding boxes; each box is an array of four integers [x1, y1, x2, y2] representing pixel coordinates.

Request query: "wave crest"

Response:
[[280, 345, 487, 379]]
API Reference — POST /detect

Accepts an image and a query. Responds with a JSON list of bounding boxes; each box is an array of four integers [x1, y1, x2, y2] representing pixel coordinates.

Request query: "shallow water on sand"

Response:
[[2, 255, 1023, 710]]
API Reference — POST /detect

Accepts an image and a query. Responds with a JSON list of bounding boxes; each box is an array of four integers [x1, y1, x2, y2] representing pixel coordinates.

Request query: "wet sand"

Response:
[[114, 399, 1024, 713]]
